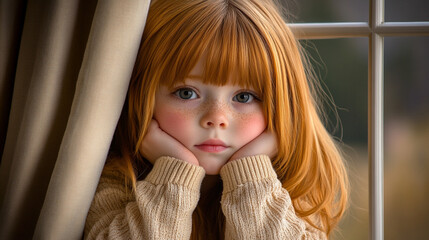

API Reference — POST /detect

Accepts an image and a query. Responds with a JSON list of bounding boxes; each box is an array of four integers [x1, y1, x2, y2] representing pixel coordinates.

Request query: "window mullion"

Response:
[[369, 0, 384, 240]]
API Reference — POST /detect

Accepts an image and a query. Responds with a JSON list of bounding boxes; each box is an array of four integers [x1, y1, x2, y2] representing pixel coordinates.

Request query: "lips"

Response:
[[195, 139, 228, 153]]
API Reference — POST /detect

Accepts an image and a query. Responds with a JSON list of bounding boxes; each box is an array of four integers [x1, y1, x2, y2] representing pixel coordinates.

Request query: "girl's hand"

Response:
[[140, 119, 199, 166], [229, 129, 278, 162]]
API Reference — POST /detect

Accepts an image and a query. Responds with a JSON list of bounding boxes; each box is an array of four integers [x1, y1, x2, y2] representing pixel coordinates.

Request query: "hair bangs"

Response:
[[157, 1, 273, 97], [202, 7, 273, 96], [155, 1, 224, 89]]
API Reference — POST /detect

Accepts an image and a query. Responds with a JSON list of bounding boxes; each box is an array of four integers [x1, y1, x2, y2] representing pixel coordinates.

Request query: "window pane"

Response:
[[385, 36, 429, 239], [386, 0, 429, 22], [283, 0, 368, 23], [301, 38, 368, 239]]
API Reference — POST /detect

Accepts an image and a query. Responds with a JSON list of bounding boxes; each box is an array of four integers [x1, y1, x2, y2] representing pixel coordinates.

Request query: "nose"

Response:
[[200, 103, 229, 129]]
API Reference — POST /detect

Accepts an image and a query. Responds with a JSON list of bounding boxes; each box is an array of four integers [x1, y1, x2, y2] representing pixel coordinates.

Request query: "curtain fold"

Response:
[[0, 0, 151, 239]]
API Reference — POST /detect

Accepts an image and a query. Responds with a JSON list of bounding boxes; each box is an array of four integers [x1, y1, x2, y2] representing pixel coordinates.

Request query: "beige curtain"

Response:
[[0, 0, 151, 239]]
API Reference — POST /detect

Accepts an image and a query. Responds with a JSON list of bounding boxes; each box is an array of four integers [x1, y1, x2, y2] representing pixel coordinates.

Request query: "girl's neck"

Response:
[[199, 174, 222, 208]]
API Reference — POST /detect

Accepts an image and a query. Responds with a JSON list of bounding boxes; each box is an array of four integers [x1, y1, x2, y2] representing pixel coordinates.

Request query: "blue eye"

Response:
[[233, 92, 254, 103], [175, 88, 197, 99]]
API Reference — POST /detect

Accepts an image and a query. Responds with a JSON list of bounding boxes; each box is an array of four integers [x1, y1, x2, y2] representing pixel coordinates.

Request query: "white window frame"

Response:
[[289, 0, 429, 239]]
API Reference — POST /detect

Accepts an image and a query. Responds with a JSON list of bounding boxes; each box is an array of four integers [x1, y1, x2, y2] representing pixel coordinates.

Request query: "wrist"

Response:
[[146, 156, 205, 191], [220, 155, 277, 192]]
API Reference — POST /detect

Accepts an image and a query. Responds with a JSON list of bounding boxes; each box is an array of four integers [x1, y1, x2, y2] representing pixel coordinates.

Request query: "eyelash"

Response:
[[173, 87, 198, 100], [172, 87, 261, 103], [233, 92, 260, 103]]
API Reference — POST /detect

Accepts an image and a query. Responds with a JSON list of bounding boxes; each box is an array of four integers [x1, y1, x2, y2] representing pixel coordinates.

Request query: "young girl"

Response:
[[85, 0, 348, 239]]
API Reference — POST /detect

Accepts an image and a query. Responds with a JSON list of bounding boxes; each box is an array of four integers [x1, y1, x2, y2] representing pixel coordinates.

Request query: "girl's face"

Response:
[[153, 60, 267, 174]]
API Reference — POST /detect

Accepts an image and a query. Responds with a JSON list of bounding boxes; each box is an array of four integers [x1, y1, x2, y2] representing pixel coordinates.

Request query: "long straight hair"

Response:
[[109, 0, 349, 237]]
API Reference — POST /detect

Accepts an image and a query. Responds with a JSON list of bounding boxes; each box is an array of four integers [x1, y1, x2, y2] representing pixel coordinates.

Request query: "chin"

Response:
[[194, 152, 232, 175], [199, 161, 224, 175]]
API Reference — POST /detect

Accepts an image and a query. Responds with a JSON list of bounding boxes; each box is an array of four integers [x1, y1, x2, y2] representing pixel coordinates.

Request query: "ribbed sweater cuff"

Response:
[[220, 155, 278, 193], [145, 156, 205, 191]]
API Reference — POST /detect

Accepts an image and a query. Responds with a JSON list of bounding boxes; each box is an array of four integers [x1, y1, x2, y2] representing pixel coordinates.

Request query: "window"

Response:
[[286, 0, 429, 239]]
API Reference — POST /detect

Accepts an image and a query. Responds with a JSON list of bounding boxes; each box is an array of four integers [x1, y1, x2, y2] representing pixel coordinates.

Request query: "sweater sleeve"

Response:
[[84, 156, 205, 240], [220, 155, 327, 240]]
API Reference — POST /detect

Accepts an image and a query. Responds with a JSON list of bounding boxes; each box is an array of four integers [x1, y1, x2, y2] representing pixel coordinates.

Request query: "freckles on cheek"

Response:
[[237, 114, 267, 141]]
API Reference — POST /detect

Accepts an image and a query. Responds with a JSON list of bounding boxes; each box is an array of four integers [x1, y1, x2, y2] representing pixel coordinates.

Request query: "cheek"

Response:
[[154, 106, 193, 142], [236, 113, 267, 142]]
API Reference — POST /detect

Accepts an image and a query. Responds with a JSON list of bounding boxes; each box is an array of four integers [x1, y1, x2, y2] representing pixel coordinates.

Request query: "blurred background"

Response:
[[280, 0, 429, 239]]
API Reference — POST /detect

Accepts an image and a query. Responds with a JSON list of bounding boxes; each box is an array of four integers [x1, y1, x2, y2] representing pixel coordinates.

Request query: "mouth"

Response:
[[195, 139, 229, 153]]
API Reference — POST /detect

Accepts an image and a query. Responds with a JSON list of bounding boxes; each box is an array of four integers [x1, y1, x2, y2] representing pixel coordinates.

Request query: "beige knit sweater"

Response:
[[84, 155, 327, 239]]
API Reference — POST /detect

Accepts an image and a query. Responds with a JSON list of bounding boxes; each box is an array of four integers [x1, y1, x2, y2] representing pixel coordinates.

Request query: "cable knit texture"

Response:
[[220, 155, 327, 239], [85, 155, 327, 239]]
